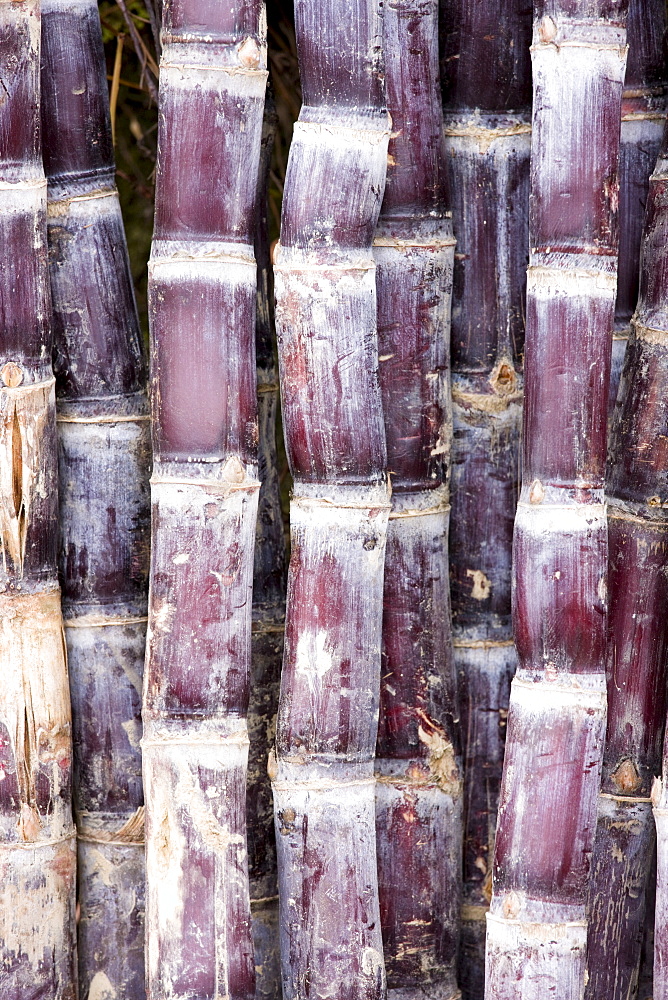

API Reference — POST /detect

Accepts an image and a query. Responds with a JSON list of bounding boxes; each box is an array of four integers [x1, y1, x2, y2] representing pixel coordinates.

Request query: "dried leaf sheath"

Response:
[[144, 2, 267, 997], [609, 0, 667, 414], [0, 1, 77, 996], [486, 5, 628, 997], [372, 3, 461, 998], [271, 2, 390, 998], [440, 3, 532, 995], [40, 1, 151, 995]]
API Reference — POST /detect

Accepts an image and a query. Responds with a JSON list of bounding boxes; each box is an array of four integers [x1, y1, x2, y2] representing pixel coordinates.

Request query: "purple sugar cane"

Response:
[[609, 0, 667, 414], [144, 2, 267, 996], [440, 2, 532, 995], [486, 2, 628, 996], [373, 3, 461, 999], [0, 1, 77, 995], [586, 10, 668, 996], [588, 6, 666, 991], [270, 1, 391, 997], [40, 1, 150, 994], [642, 122, 668, 1000]]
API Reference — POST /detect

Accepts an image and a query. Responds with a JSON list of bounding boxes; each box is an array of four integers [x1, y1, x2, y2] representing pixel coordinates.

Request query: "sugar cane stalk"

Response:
[[248, 96, 286, 999], [440, 4, 532, 996], [40, 1, 151, 995], [590, 279, 668, 996], [589, 8, 667, 989], [642, 122, 668, 1000], [586, 19, 668, 995], [0, 0, 77, 995], [372, 3, 461, 999], [144, 2, 267, 995], [609, 0, 667, 414], [270, 1, 391, 997], [485, 4, 628, 996]]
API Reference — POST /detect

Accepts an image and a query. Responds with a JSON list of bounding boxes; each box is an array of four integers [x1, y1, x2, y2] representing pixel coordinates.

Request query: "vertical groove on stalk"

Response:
[[41, 2, 151, 994], [249, 98, 286, 999], [270, 2, 391, 998], [0, 1, 78, 996], [637, 847, 657, 1000], [144, 2, 267, 996], [609, 0, 667, 414], [641, 123, 668, 1000], [440, 3, 532, 995], [486, 4, 628, 997], [373, 3, 461, 999]]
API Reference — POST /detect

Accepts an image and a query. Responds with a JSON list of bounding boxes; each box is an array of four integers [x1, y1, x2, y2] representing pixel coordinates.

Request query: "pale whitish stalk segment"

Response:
[[0, 0, 76, 993], [145, 2, 267, 997], [143, 731, 253, 996], [272, 773, 385, 996], [274, 248, 386, 481], [652, 653, 668, 993], [0, 278, 77, 1000], [144, 477, 260, 996], [486, 7, 628, 996], [654, 778, 668, 993], [0, 587, 73, 843], [485, 913, 587, 1000]]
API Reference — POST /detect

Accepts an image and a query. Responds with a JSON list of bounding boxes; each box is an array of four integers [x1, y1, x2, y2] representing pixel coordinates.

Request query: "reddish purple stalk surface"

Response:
[[144, 3, 267, 996], [374, 3, 461, 998], [271, 2, 391, 998], [486, 3, 628, 996], [440, 2, 532, 995]]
